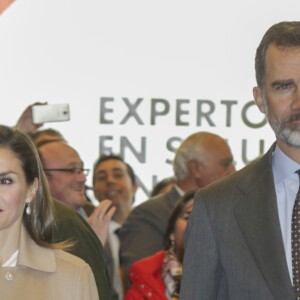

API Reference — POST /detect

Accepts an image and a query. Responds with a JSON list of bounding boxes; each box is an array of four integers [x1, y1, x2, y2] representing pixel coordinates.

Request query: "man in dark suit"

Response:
[[181, 21, 300, 299], [37, 139, 112, 300], [119, 131, 236, 289]]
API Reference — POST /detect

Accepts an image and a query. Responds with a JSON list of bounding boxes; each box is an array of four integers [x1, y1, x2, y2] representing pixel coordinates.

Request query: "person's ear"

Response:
[[253, 86, 266, 114], [169, 232, 175, 242], [187, 159, 203, 179], [26, 178, 38, 204], [131, 183, 138, 195]]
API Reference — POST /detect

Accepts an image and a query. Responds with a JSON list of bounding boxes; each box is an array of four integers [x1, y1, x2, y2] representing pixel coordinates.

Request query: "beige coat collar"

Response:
[[17, 224, 57, 273]]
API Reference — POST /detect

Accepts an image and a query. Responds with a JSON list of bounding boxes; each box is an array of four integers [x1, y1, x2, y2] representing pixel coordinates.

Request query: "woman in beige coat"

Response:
[[0, 125, 99, 300]]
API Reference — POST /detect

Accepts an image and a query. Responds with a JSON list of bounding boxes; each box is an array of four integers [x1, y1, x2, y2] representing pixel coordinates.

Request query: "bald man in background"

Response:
[[119, 131, 236, 288]]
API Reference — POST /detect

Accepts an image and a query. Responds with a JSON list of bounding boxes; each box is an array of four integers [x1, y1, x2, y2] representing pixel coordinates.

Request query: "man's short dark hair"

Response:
[[255, 21, 300, 88], [29, 128, 65, 144], [92, 154, 136, 185]]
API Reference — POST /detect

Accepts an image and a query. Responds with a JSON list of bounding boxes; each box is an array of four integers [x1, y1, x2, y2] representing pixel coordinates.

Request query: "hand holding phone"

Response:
[[31, 103, 70, 124]]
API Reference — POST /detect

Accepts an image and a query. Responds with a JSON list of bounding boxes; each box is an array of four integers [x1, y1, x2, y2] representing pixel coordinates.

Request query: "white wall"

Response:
[[0, 0, 299, 205]]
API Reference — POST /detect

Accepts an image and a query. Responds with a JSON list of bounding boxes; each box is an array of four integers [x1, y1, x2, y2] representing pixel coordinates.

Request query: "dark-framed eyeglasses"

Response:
[[43, 168, 90, 176]]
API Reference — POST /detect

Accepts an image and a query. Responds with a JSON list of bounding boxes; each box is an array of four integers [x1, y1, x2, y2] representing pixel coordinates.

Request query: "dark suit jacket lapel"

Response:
[[234, 144, 295, 299]]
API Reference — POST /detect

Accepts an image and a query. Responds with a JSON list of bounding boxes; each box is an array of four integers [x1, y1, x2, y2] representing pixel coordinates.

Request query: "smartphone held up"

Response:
[[31, 104, 70, 124]]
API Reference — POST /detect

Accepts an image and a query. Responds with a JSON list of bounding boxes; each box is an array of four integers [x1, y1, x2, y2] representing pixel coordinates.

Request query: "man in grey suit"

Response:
[[181, 21, 300, 299], [119, 131, 235, 288]]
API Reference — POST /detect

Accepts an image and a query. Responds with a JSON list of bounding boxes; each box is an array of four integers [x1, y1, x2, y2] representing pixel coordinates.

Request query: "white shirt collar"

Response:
[[273, 145, 300, 184], [2, 250, 19, 267]]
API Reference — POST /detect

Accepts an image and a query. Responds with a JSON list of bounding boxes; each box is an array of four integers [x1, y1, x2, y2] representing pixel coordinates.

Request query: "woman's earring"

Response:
[[170, 240, 176, 252], [25, 203, 31, 215]]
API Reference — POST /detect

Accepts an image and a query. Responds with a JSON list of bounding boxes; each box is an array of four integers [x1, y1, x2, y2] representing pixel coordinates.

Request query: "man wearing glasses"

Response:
[[39, 141, 90, 214], [37, 139, 116, 296]]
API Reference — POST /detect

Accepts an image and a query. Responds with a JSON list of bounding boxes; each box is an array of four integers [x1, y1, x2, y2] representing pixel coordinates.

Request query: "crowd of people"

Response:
[[1, 21, 300, 300]]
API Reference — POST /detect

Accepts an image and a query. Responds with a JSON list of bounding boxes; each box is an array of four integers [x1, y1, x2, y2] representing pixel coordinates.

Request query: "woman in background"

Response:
[[0, 125, 99, 300], [125, 189, 195, 300]]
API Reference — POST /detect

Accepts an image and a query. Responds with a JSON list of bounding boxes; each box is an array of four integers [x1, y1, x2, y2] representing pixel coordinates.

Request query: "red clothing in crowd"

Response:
[[125, 251, 167, 300]]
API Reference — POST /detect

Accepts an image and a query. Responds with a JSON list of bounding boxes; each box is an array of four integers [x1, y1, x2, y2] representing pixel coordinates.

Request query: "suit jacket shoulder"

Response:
[[131, 187, 179, 222], [195, 143, 275, 208]]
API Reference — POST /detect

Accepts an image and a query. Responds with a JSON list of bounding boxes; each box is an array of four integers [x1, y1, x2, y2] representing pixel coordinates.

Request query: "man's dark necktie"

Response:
[[292, 170, 300, 299]]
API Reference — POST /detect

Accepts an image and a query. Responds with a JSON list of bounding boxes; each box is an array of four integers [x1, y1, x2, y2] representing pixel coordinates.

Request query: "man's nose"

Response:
[[228, 163, 236, 174], [291, 87, 300, 110], [106, 174, 117, 184], [75, 171, 87, 182]]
